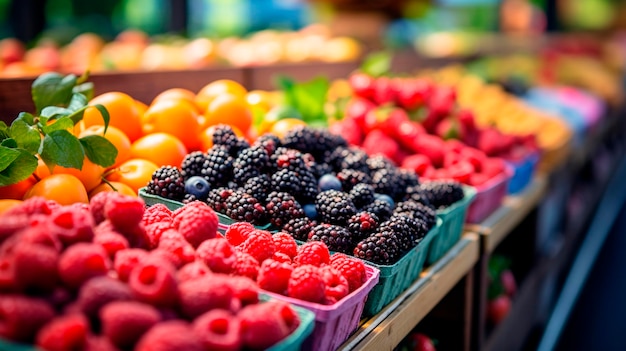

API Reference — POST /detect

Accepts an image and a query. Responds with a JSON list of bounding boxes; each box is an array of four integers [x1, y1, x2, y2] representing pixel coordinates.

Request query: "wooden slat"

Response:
[[244, 61, 360, 91]]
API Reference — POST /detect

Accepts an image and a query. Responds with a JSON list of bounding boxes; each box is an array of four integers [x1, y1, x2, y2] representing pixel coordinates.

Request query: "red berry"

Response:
[[135, 321, 204, 351], [0, 295, 55, 342], [271, 252, 292, 263], [294, 241, 330, 267], [487, 294, 511, 325], [172, 201, 218, 248], [104, 194, 145, 232], [0, 214, 31, 244], [287, 265, 325, 303], [192, 309, 242, 351], [157, 230, 196, 267], [19, 221, 62, 252], [196, 237, 237, 274], [179, 274, 236, 319], [13, 242, 59, 292], [348, 72, 376, 100], [320, 266, 350, 304], [239, 230, 275, 264], [49, 206, 95, 247], [128, 256, 179, 308], [145, 221, 174, 249], [0, 255, 16, 292], [90, 192, 116, 224], [267, 300, 300, 333], [239, 302, 290, 350], [58, 243, 111, 290], [272, 232, 297, 258], [77, 276, 133, 319], [84, 335, 120, 351], [114, 248, 149, 282], [5, 196, 58, 217], [224, 222, 255, 246], [257, 259, 293, 295], [233, 251, 260, 280], [227, 276, 259, 307], [142, 203, 172, 227], [330, 253, 367, 292], [100, 301, 161, 349], [94, 231, 130, 259], [35, 314, 89, 351], [177, 260, 212, 283]]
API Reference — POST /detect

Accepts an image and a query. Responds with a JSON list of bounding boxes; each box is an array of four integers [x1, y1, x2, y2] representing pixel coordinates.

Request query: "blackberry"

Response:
[[233, 146, 271, 185], [308, 224, 353, 254], [203, 145, 234, 187], [265, 191, 305, 228], [353, 230, 401, 265], [419, 180, 465, 209], [362, 199, 393, 222], [282, 217, 315, 241], [282, 126, 347, 161], [211, 125, 249, 156], [398, 169, 420, 188], [347, 211, 379, 243], [206, 187, 234, 214], [372, 168, 407, 201], [349, 183, 376, 208], [394, 201, 437, 230], [310, 162, 334, 180], [182, 193, 198, 204], [326, 146, 370, 174], [271, 147, 308, 173], [180, 151, 207, 180], [225, 191, 267, 225], [252, 133, 282, 156], [315, 190, 357, 226], [379, 215, 420, 253], [298, 171, 319, 204], [404, 185, 433, 207], [146, 166, 185, 201], [243, 175, 271, 204], [366, 155, 395, 173], [336, 169, 372, 192], [271, 169, 301, 195]]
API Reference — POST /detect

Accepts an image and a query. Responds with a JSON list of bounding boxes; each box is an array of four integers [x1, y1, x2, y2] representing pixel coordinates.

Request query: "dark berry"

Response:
[[211, 124, 249, 156], [146, 166, 185, 201], [308, 223, 353, 254], [184, 176, 211, 201], [233, 146, 271, 184], [349, 183, 376, 208], [366, 155, 395, 172], [225, 191, 267, 225], [318, 174, 342, 191], [347, 211, 379, 242], [404, 185, 433, 207], [353, 230, 401, 265], [362, 199, 393, 222], [271, 169, 301, 194], [202, 145, 235, 187], [265, 191, 304, 228], [315, 190, 357, 226], [326, 146, 370, 174], [375, 193, 395, 208], [282, 217, 316, 241], [206, 187, 234, 214], [180, 151, 207, 181], [303, 204, 318, 220], [372, 168, 406, 201], [252, 134, 282, 156], [419, 180, 465, 209], [336, 169, 371, 192], [394, 201, 437, 230], [243, 175, 271, 204], [282, 126, 347, 161], [379, 215, 420, 253]]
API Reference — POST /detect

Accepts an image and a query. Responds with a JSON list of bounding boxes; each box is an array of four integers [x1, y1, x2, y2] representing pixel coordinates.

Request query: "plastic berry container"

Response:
[[465, 166, 513, 224], [506, 152, 540, 194]]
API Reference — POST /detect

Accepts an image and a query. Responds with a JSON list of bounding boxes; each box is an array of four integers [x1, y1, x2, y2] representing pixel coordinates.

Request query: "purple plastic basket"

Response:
[[466, 166, 513, 223], [261, 265, 380, 351]]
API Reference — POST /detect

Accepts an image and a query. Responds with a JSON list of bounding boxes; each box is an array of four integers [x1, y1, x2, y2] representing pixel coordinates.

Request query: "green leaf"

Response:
[[41, 106, 70, 119], [360, 51, 392, 77], [0, 146, 21, 172], [40, 130, 84, 170], [10, 120, 41, 153], [73, 82, 94, 101], [79, 135, 117, 168], [92, 104, 110, 134], [68, 106, 88, 126], [32, 72, 77, 114], [15, 112, 34, 125], [67, 93, 88, 113], [276, 75, 329, 124], [41, 117, 74, 134], [0, 121, 10, 140], [0, 149, 38, 186], [1, 139, 17, 148]]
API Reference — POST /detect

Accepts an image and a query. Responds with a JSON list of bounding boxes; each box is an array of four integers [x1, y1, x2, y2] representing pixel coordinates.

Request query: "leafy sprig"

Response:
[[0, 72, 117, 186]]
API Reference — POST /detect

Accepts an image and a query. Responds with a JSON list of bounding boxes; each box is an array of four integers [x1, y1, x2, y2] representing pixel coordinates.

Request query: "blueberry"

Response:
[[184, 176, 211, 200], [374, 193, 395, 208], [318, 174, 342, 191], [303, 204, 318, 220]]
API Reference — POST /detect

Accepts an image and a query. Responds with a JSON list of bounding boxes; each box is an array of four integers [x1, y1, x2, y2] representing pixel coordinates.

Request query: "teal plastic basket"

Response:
[[0, 340, 38, 351], [427, 186, 476, 265], [361, 217, 441, 317], [268, 303, 316, 351]]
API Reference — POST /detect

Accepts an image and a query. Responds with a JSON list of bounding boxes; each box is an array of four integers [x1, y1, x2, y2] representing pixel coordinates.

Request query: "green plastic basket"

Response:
[[0, 340, 38, 351], [361, 217, 442, 317], [268, 303, 316, 351], [426, 186, 476, 265]]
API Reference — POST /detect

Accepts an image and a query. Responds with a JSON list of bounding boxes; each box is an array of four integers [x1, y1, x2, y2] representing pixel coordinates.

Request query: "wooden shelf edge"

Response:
[[339, 234, 480, 351]]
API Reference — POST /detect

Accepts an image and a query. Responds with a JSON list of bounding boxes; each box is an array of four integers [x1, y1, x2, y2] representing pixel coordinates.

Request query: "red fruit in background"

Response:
[[402, 154, 432, 175], [447, 160, 475, 184], [477, 128, 504, 157], [487, 294, 512, 325], [348, 72, 376, 100], [192, 309, 242, 351], [482, 158, 507, 179], [427, 85, 456, 117], [420, 166, 437, 180], [362, 129, 400, 163], [501, 269, 517, 297], [364, 106, 409, 137], [431, 168, 452, 180], [443, 152, 462, 169], [0, 38, 25, 65], [397, 78, 433, 111], [459, 147, 487, 172], [499, 134, 516, 155], [412, 333, 437, 351], [457, 108, 476, 130], [345, 97, 376, 130], [469, 173, 490, 187], [373, 76, 396, 105], [329, 118, 363, 146], [396, 120, 426, 151], [35, 314, 89, 351], [445, 139, 466, 154], [435, 117, 462, 140], [413, 134, 446, 168]]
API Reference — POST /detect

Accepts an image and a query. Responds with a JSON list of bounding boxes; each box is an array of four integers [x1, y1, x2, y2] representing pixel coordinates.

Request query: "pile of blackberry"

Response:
[[144, 125, 465, 265]]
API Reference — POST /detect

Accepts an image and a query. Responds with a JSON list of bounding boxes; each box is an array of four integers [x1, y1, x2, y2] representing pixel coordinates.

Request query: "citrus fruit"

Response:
[[198, 124, 244, 151], [89, 181, 137, 198], [269, 118, 308, 139], [152, 88, 199, 111], [80, 125, 132, 168], [0, 176, 36, 200], [142, 99, 201, 151], [53, 157, 105, 192], [0, 199, 22, 215], [82, 92, 143, 142], [130, 133, 188, 168], [135, 99, 149, 116], [203, 94, 253, 134], [24, 174, 89, 205], [196, 79, 247, 112], [105, 158, 158, 194]]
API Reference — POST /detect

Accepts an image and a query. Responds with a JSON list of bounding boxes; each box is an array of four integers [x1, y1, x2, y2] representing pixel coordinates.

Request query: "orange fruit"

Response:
[[246, 90, 275, 113], [89, 181, 137, 198], [152, 88, 199, 111], [130, 133, 188, 168], [198, 124, 244, 151], [203, 94, 253, 134], [24, 174, 89, 205], [82, 92, 143, 142], [269, 118, 307, 139], [53, 157, 105, 192], [0, 176, 37, 200], [135, 99, 149, 116], [105, 158, 158, 194], [34, 156, 51, 180], [142, 99, 201, 151], [80, 125, 132, 168], [0, 199, 22, 215], [196, 79, 247, 112]]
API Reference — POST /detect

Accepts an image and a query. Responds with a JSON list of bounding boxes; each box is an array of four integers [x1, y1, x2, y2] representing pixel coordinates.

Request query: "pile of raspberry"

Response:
[[0, 194, 301, 351]]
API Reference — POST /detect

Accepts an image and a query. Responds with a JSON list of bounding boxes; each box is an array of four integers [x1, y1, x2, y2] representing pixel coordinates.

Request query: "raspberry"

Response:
[[114, 248, 149, 282], [35, 314, 89, 351], [267, 300, 300, 333], [0, 214, 31, 244], [77, 276, 133, 320], [90, 191, 116, 224], [103, 194, 145, 230], [177, 261, 212, 283], [43, 287, 73, 311], [94, 231, 129, 259], [330, 253, 367, 292], [49, 206, 95, 247], [157, 231, 196, 267], [142, 203, 173, 227], [13, 242, 59, 292], [320, 266, 350, 304], [239, 302, 290, 350], [135, 321, 204, 351], [84, 335, 120, 351], [228, 276, 259, 307], [192, 309, 242, 351], [196, 237, 237, 274], [233, 251, 260, 280], [129, 256, 179, 308], [58, 243, 111, 290], [100, 301, 161, 350], [5, 196, 57, 217], [98, 220, 150, 250], [145, 221, 174, 249], [287, 264, 325, 303], [271, 252, 292, 263], [172, 201, 219, 248], [0, 295, 55, 342], [272, 232, 297, 258], [224, 222, 255, 246], [0, 255, 16, 292], [178, 275, 235, 319], [257, 259, 293, 295], [239, 230, 275, 264], [294, 241, 330, 267]]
